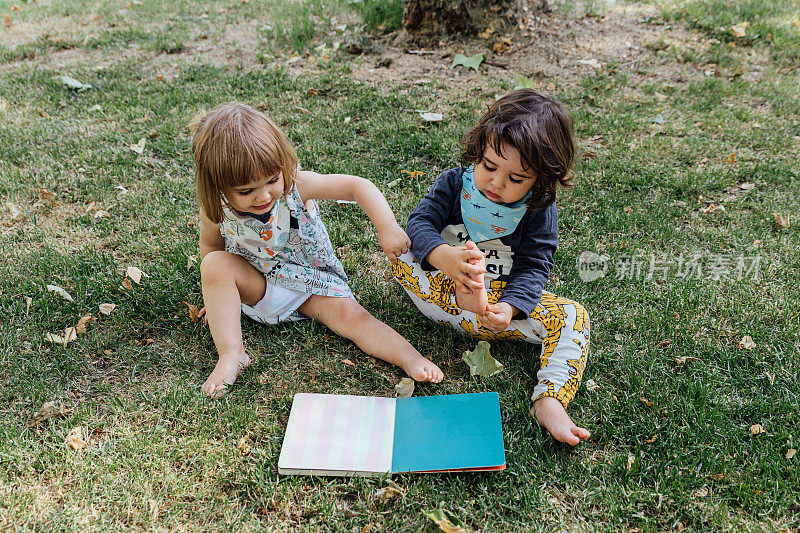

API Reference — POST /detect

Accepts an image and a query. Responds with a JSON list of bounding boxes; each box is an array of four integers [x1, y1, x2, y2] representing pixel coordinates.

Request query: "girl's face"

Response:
[[225, 172, 285, 215], [473, 141, 536, 204]]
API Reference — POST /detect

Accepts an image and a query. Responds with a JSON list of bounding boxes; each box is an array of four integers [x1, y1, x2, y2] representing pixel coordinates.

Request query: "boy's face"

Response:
[[473, 141, 536, 204], [224, 172, 285, 215]]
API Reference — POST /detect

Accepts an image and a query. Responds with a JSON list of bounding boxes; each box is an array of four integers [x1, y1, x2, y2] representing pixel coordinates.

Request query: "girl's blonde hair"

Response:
[[190, 103, 298, 223]]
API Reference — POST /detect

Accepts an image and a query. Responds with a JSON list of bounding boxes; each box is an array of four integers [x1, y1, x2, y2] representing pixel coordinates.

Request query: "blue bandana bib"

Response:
[[460, 165, 531, 242]]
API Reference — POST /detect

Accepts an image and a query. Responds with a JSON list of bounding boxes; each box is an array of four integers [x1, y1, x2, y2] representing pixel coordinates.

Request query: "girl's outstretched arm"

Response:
[[296, 170, 410, 262]]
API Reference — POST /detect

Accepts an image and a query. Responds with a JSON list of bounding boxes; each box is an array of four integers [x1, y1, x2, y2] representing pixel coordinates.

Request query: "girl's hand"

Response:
[[428, 244, 485, 290], [379, 223, 412, 264], [479, 302, 515, 331]]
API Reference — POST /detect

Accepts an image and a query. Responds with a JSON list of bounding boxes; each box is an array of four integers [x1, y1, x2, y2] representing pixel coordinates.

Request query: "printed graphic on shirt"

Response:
[[441, 224, 514, 280]]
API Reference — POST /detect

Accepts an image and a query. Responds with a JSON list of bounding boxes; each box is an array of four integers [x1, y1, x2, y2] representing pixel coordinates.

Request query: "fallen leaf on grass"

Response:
[[674, 356, 699, 366], [46, 327, 78, 346], [451, 53, 484, 72], [395, 377, 414, 398], [125, 266, 145, 284], [46, 284, 74, 302], [786, 449, 797, 459], [772, 211, 790, 229], [513, 74, 536, 90], [237, 434, 252, 455], [5, 202, 22, 221], [640, 397, 653, 407], [419, 111, 443, 122], [38, 188, 56, 202], [185, 302, 200, 323], [749, 423, 764, 435], [28, 401, 65, 427], [738, 335, 756, 350], [374, 483, 404, 503], [122, 278, 133, 290], [585, 379, 600, 391], [75, 313, 95, 334], [129, 138, 146, 155], [626, 454, 635, 470], [729, 21, 749, 38], [98, 303, 116, 315], [57, 75, 92, 91], [645, 435, 658, 444], [462, 340, 503, 377], [726, 152, 737, 165], [422, 508, 465, 533], [11, 5, 21, 11], [343, 359, 355, 366], [25, 296, 32, 313], [66, 426, 88, 450]]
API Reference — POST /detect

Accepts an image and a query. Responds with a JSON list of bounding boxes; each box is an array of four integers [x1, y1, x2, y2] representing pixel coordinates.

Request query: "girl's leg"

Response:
[[200, 251, 266, 397], [298, 295, 443, 383]]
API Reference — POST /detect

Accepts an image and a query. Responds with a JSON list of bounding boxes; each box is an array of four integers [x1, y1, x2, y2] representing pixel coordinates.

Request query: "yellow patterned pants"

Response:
[[392, 252, 590, 407]]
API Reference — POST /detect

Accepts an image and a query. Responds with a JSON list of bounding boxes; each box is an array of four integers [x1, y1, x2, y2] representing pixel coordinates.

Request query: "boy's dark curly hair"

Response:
[[461, 89, 575, 209]]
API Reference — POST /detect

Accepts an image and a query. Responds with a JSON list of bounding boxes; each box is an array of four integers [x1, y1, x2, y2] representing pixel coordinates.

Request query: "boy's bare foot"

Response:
[[395, 351, 444, 383], [531, 396, 591, 445], [202, 351, 251, 398], [454, 241, 488, 314]]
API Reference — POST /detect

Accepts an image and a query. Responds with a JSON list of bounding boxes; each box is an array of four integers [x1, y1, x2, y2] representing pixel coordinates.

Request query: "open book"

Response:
[[278, 392, 506, 476]]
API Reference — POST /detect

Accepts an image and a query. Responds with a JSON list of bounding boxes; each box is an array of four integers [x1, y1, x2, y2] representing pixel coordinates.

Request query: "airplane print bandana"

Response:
[[459, 165, 531, 242]]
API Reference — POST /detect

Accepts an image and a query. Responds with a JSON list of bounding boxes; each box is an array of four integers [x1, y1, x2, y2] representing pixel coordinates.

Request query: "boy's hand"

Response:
[[479, 302, 515, 331], [428, 244, 485, 290], [378, 223, 412, 264]]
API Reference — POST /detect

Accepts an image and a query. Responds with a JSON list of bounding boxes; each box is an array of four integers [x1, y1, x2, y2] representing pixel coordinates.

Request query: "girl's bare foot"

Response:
[[531, 396, 591, 445], [455, 241, 488, 314], [396, 351, 444, 383], [202, 351, 251, 398]]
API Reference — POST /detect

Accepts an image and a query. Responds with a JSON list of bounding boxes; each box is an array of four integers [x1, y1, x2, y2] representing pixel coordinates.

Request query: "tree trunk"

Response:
[[403, 0, 545, 40]]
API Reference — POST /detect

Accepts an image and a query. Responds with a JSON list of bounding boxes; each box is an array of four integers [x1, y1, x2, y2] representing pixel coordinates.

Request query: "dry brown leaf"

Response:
[[772, 211, 790, 229], [738, 335, 756, 350], [749, 423, 764, 435], [121, 278, 133, 291], [66, 426, 88, 450], [640, 397, 653, 407], [374, 485, 404, 503], [645, 435, 658, 444], [342, 358, 355, 366], [786, 448, 797, 459], [138, 338, 155, 346], [38, 188, 56, 202], [185, 302, 200, 323], [75, 313, 96, 334], [99, 303, 116, 315], [25, 296, 32, 314], [28, 401, 65, 427], [674, 356, 699, 366], [11, 5, 21, 11], [726, 152, 736, 165], [237, 434, 252, 455], [126, 266, 144, 284], [730, 21, 749, 37], [46, 327, 78, 346]]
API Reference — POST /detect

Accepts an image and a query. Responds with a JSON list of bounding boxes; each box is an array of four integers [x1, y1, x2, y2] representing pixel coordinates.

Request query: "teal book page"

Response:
[[390, 392, 505, 473]]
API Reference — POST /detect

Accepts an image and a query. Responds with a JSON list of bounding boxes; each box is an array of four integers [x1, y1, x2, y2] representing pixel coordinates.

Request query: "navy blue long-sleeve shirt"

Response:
[[406, 166, 557, 316]]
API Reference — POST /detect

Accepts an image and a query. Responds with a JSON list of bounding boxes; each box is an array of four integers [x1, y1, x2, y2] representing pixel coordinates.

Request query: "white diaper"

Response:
[[241, 281, 312, 325]]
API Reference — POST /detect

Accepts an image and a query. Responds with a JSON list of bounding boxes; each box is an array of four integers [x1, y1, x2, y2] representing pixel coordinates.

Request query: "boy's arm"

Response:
[[295, 170, 409, 262], [199, 209, 226, 258]]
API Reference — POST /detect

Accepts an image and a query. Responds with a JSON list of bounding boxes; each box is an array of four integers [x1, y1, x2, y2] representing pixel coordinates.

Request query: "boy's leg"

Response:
[[200, 251, 266, 397], [527, 293, 591, 445], [298, 295, 443, 383]]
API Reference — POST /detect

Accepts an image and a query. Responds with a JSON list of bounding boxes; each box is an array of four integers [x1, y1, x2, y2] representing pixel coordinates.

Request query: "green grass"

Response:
[[1, 0, 799, 530]]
